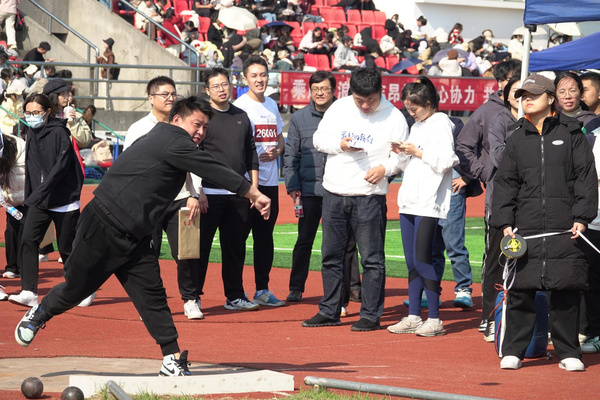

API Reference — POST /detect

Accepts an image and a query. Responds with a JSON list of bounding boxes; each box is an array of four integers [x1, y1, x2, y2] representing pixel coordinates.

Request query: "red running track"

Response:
[[3, 184, 599, 400]]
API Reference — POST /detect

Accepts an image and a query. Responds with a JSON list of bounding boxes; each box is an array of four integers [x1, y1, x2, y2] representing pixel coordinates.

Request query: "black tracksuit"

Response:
[[38, 122, 251, 356], [20, 118, 83, 293], [197, 105, 258, 301], [492, 112, 598, 360]]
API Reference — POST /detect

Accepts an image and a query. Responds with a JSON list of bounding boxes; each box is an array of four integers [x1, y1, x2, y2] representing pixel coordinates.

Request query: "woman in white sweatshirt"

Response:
[[387, 77, 458, 337]]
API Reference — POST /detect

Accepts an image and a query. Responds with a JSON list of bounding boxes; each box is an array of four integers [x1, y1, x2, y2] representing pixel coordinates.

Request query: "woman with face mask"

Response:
[[7, 94, 84, 309]]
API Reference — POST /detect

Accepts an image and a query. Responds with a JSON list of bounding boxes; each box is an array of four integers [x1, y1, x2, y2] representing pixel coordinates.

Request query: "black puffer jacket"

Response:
[[492, 112, 598, 290], [24, 117, 83, 209]]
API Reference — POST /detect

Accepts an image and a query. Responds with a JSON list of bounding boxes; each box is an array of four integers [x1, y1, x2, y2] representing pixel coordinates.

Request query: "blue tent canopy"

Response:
[[529, 31, 600, 71], [524, 0, 600, 24]]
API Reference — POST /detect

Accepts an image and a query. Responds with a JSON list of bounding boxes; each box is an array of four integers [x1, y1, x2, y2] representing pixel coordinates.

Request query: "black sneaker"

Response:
[[302, 313, 341, 327], [159, 350, 191, 376], [15, 304, 46, 347], [351, 318, 381, 331], [478, 319, 488, 333], [286, 290, 302, 302]]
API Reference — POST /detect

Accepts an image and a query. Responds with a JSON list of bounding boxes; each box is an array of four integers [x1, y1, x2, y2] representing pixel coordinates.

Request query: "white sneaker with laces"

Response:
[[2, 271, 20, 279], [559, 357, 585, 372], [0, 286, 7, 301], [184, 299, 204, 319], [77, 292, 97, 307], [8, 290, 39, 307], [415, 319, 446, 337], [224, 296, 259, 311], [500, 355, 522, 370], [159, 350, 191, 376]]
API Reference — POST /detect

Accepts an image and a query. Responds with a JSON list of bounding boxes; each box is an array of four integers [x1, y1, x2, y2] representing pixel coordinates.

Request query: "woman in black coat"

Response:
[[7, 94, 83, 308], [492, 74, 598, 372]]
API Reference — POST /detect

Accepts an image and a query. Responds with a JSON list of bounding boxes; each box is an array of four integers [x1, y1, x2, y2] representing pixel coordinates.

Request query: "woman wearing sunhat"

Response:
[[492, 73, 598, 372]]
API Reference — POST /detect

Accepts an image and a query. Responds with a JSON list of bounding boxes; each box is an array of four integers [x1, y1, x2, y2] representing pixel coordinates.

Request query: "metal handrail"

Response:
[[119, 0, 201, 74], [76, 107, 124, 142], [27, 0, 100, 64], [28, 0, 100, 95], [0, 104, 29, 138]]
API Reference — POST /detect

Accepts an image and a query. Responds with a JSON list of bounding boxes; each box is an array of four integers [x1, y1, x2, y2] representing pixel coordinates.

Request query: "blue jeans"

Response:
[[432, 189, 473, 294], [318, 191, 387, 322]]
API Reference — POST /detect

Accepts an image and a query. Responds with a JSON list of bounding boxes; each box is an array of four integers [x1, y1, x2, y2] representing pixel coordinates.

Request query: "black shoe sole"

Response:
[[302, 320, 341, 327], [351, 325, 382, 332]]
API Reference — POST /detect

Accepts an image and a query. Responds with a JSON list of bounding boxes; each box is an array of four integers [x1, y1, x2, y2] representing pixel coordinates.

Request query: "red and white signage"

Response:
[[280, 72, 498, 112]]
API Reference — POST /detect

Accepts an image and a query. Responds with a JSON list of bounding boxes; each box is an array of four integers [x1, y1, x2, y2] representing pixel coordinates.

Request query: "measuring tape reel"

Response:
[[500, 233, 527, 259]]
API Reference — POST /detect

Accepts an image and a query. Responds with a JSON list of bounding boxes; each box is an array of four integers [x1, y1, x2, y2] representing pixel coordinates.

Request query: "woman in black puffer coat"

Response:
[[492, 74, 598, 372]]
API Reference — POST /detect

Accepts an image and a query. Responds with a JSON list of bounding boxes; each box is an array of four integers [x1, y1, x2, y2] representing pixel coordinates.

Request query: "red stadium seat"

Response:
[[345, 23, 358, 38], [373, 56, 386, 68], [319, 7, 333, 22], [314, 0, 325, 5], [257, 19, 270, 27], [385, 55, 399, 70], [331, 7, 347, 23], [361, 10, 375, 24], [346, 9, 361, 23], [374, 11, 387, 24], [304, 53, 318, 68], [302, 21, 316, 34], [316, 54, 331, 70], [287, 21, 301, 32], [197, 17, 210, 34], [173, 0, 191, 15], [373, 25, 386, 41]]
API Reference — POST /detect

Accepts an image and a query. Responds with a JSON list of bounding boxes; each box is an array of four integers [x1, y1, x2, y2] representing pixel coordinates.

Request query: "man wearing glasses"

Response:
[[123, 76, 205, 320], [196, 67, 260, 312]]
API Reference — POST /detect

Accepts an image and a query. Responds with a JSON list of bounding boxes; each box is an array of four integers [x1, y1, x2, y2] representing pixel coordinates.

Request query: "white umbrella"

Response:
[[548, 23, 583, 37], [218, 6, 258, 31]]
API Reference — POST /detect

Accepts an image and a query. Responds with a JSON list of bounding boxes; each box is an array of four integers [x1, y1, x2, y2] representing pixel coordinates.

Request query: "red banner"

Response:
[[280, 72, 499, 112]]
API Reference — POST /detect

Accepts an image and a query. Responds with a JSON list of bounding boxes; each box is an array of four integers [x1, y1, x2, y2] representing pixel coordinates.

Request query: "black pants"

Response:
[[247, 185, 279, 292], [503, 289, 581, 360], [39, 199, 180, 356], [288, 196, 360, 295], [4, 205, 25, 275], [153, 198, 201, 302], [481, 211, 504, 321], [20, 206, 79, 293], [198, 194, 250, 301], [580, 229, 600, 337]]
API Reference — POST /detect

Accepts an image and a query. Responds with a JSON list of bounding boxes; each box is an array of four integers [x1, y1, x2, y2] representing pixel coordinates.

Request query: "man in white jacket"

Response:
[[302, 68, 408, 331]]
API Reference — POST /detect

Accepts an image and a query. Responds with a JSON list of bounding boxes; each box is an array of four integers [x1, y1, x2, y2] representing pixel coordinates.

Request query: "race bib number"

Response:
[[254, 124, 278, 143]]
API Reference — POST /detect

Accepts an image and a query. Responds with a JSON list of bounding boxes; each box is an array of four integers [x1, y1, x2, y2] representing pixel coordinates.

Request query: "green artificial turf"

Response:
[[159, 217, 486, 283]]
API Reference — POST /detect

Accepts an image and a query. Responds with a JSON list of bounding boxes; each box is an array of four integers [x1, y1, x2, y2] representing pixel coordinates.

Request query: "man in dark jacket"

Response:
[[455, 59, 520, 337], [14, 96, 271, 377]]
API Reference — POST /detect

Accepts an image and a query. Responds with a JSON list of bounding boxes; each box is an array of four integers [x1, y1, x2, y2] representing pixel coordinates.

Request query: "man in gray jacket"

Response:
[[455, 59, 520, 339], [284, 71, 335, 302]]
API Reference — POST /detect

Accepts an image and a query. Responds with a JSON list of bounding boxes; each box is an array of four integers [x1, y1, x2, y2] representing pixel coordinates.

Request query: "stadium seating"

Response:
[[346, 9, 362, 23], [361, 10, 375, 24], [374, 11, 387, 24]]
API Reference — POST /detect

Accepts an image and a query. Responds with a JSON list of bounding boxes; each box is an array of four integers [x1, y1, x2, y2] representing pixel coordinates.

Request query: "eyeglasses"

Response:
[[151, 92, 178, 99], [556, 88, 579, 98], [208, 82, 230, 91], [24, 110, 46, 117], [311, 87, 332, 94]]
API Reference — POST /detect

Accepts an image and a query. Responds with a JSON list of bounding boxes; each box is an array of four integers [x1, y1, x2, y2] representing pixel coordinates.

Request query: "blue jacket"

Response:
[[283, 99, 330, 197]]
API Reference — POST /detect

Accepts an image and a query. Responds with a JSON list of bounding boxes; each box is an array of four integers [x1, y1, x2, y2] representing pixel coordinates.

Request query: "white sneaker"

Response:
[[159, 350, 191, 376], [0, 286, 7, 301], [387, 316, 423, 334], [500, 355, 522, 370], [578, 333, 590, 346], [559, 357, 585, 372], [8, 290, 39, 307], [77, 292, 96, 307], [224, 295, 259, 311], [415, 319, 446, 337], [2, 271, 20, 279], [58, 257, 63, 264], [183, 299, 204, 319], [38, 254, 49, 262]]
